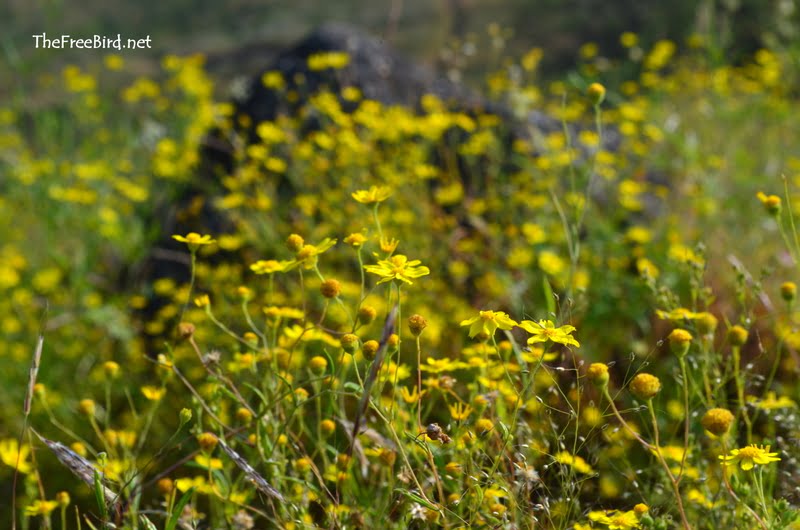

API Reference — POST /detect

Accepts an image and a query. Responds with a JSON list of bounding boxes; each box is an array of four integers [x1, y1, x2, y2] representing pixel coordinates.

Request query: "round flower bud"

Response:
[[695, 313, 718, 335], [701, 407, 734, 436], [309, 355, 328, 374], [320, 279, 341, 299], [408, 314, 428, 337], [197, 432, 218, 452], [668, 328, 693, 357], [237, 286, 253, 301], [294, 457, 312, 473], [78, 399, 96, 417], [586, 363, 610, 388], [179, 408, 193, 426], [634, 503, 649, 516], [177, 322, 195, 339], [387, 333, 400, 353], [320, 419, 336, 437], [781, 281, 797, 303], [340, 333, 359, 354], [157, 478, 174, 496], [587, 82, 606, 105], [629, 373, 661, 400], [103, 361, 120, 379], [286, 234, 304, 252], [362, 340, 379, 360], [56, 491, 71, 507], [236, 407, 253, 423], [727, 325, 749, 347], [358, 305, 377, 325]]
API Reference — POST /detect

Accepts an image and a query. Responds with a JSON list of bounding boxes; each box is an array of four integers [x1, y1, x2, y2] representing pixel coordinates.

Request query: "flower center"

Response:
[[738, 446, 759, 459]]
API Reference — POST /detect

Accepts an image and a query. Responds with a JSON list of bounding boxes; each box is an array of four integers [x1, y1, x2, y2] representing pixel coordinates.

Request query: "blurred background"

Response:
[[3, 0, 799, 93]]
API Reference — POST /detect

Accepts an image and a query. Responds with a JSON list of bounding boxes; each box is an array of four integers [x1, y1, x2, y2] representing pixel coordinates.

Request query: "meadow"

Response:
[[2, 26, 800, 529]]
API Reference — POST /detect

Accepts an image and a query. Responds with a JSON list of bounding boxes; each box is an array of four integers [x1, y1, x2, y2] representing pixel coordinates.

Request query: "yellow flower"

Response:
[[720, 444, 781, 470], [294, 238, 337, 269], [364, 254, 430, 285], [554, 451, 593, 474], [141, 386, 166, 401], [748, 391, 797, 410], [460, 310, 517, 339], [518, 320, 580, 347], [307, 51, 350, 70], [399, 386, 423, 404], [24, 500, 59, 516], [0, 438, 32, 474], [193, 454, 224, 470], [756, 191, 782, 215], [588, 508, 641, 529], [448, 402, 473, 421], [172, 232, 216, 250], [351, 185, 393, 204], [344, 233, 368, 247], [250, 259, 294, 274]]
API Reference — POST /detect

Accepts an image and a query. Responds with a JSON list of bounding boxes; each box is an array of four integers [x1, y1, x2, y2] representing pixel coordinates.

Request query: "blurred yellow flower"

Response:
[[0, 438, 32, 474], [24, 500, 59, 516], [172, 232, 216, 249], [351, 185, 393, 204]]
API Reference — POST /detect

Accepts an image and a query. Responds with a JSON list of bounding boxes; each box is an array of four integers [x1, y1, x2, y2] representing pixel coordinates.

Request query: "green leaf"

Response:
[[92, 469, 108, 521], [166, 487, 195, 530]]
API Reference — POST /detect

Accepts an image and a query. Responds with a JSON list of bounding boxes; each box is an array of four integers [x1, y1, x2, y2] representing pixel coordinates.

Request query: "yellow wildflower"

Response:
[[460, 310, 517, 339], [364, 254, 430, 285], [24, 500, 59, 516], [172, 232, 216, 250], [0, 438, 32, 474], [720, 444, 781, 470], [519, 320, 580, 347], [351, 185, 393, 204]]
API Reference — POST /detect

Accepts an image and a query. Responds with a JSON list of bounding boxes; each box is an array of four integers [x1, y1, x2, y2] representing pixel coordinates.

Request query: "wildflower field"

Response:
[[4, 25, 800, 530]]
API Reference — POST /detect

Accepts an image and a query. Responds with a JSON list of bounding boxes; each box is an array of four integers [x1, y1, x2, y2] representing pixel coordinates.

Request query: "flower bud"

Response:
[[587, 363, 610, 388], [701, 407, 734, 436], [727, 325, 749, 347], [587, 82, 606, 105], [629, 373, 661, 400], [668, 328, 692, 357]]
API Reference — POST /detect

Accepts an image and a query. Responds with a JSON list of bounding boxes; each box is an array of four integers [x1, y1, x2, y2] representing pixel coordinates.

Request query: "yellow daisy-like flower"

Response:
[[460, 310, 518, 339], [720, 444, 781, 470], [448, 402, 473, 421], [24, 500, 59, 516], [249, 259, 294, 275], [172, 232, 216, 250], [518, 320, 580, 347], [588, 508, 641, 529], [141, 386, 166, 401], [294, 238, 337, 269], [364, 254, 430, 285], [351, 185, 393, 204], [0, 438, 32, 474]]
